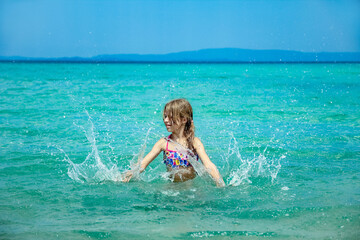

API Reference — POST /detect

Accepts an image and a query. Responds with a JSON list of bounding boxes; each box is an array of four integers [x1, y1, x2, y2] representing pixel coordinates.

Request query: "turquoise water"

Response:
[[0, 63, 359, 239]]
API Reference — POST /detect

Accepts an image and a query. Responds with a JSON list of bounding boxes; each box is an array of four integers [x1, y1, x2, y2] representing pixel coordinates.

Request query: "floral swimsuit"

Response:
[[163, 135, 199, 168]]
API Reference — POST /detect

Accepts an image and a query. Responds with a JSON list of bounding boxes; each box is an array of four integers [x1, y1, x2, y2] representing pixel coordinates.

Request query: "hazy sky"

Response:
[[0, 0, 359, 57]]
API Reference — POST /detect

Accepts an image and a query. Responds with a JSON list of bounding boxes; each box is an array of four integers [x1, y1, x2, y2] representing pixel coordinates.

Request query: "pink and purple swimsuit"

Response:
[[163, 136, 199, 168]]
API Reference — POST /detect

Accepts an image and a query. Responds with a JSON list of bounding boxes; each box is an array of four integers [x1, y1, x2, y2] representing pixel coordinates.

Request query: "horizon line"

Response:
[[1, 48, 360, 59]]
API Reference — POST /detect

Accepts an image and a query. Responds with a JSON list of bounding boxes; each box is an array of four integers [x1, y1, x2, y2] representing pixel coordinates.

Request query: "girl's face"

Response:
[[163, 112, 175, 132], [163, 112, 184, 133]]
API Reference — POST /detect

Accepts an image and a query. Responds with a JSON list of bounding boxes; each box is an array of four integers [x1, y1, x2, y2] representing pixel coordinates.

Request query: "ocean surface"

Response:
[[0, 63, 359, 239]]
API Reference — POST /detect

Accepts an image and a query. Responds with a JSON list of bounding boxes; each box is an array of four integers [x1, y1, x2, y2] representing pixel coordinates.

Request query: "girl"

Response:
[[122, 99, 225, 187]]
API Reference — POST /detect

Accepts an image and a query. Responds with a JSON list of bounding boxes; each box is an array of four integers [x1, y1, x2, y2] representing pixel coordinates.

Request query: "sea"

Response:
[[0, 62, 359, 239]]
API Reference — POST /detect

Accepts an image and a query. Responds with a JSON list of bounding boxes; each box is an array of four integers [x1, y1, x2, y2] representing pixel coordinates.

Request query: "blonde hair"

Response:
[[163, 99, 196, 154]]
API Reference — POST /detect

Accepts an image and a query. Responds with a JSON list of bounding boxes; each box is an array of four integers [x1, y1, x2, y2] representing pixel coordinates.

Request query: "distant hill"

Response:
[[1, 48, 359, 63]]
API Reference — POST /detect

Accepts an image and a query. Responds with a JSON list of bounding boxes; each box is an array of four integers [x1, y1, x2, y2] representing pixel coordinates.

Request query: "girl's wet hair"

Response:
[[163, 99, 196, 154]]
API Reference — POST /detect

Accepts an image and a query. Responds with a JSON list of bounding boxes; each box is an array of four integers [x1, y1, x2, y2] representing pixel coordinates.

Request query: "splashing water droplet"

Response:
[[225, 134, 285, 186]]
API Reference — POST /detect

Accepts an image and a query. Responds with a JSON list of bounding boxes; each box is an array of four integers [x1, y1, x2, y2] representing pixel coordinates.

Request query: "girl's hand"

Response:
[[216, 179, 226, 188], [122, 138, 164, 183], [193, 137, 226, 187], [122, 171, 133, 182]]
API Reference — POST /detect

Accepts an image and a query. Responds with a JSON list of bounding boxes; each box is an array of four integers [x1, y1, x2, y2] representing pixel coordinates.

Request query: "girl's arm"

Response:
[[194, 137, 225, 187], [122, 138, 165, 182]]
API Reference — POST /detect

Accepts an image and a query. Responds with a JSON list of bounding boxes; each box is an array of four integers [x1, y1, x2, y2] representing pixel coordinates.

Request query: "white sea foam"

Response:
[[161, 190, 180, 196]]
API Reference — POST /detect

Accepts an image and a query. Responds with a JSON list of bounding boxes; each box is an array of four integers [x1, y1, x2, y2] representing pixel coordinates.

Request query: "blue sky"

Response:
[[0, 0, 359, 57]]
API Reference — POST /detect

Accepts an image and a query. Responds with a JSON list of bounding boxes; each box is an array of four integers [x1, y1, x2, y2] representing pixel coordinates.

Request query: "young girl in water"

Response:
[[122, 99, 225, 187]]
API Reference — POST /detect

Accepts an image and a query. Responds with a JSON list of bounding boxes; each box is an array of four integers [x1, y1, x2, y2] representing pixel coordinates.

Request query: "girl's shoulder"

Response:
[[193, 137, 204, 149], [154, 137, 167, 151]]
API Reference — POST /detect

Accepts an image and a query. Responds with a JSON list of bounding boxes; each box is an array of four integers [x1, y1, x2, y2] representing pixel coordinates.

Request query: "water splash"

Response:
[[123, 127, 153, 181], [225, 134, 286, 186], [166, 139, 208, 176], [61, 110, 123, 183], [60, 112, 284, 186]]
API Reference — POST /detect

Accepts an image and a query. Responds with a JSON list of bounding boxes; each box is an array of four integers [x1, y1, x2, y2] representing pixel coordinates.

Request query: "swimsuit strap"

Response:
[[166, 140, 169, 151], [165, 134, 171, 151]]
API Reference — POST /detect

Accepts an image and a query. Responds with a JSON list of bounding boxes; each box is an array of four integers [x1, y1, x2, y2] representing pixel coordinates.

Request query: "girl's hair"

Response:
[[163, 99, 196, 155]]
